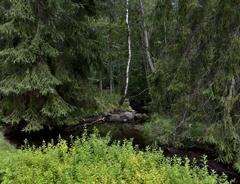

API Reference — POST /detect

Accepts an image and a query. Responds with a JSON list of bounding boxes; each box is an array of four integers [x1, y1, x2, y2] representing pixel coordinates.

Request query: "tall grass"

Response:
[[0, 128, 233, 183]]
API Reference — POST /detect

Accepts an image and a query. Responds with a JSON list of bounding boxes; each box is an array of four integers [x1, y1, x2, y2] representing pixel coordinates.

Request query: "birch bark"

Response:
[[119, 0, 131, 105]]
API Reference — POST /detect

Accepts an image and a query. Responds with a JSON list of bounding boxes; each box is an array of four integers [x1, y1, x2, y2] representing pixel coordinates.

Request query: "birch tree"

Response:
[[119, 0, 131, 105]]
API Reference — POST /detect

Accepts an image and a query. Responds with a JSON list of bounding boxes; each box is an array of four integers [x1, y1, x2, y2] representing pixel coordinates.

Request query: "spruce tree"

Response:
[[150, 0, 240, 169], [0, 0, 102, 132]]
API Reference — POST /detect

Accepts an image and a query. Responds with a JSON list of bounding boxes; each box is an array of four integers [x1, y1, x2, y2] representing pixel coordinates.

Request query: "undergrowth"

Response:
[[143, 113, 177, 146], [143, 113, 240, 172], [0, 128, 233, 183], [94, 90, 132, 116]]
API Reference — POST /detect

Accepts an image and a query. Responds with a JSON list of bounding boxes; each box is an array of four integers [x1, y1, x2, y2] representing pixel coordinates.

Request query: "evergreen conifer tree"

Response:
[[0, 0, 102, 132], [150, 0, 240, 169]]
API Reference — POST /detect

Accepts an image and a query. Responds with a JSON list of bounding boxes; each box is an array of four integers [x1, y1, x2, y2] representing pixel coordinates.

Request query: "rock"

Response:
[[133, 125, 142, 130], [109, 114, 122, 121], [63, 126, 75, 132], [134, 113, 142, 119], [103, 111, 111, 116], [120, 112, 135, 120], [109, 111, 136, 121], [142, 113, 148, 119]]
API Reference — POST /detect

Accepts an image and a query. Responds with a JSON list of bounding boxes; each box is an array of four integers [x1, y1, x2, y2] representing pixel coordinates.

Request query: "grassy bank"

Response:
[[0, 131, 15, 152], [78, 90, 132, 119], [93, 91, 132, 115], [0, 129, 232, 183]]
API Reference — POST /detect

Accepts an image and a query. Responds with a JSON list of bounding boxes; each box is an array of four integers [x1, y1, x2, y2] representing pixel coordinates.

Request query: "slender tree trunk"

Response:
[[112, 77, 114, 89], [118, 64, 121, 94], [139, 0, 155, 73], [109, 16, 113, 94], [140, 31, 153, 101], [99, 72, 102, 91], [119, 0, 131, 105], [138, 17, 153, 101], [164, 0, 168, 57], [164, 14, 167, 45], [109, 62, 113, 94]]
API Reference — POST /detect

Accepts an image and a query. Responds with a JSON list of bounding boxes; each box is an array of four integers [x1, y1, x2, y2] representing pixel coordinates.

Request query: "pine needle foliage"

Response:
[[150, 0, 240, 169], [0, 0, 103, 132]]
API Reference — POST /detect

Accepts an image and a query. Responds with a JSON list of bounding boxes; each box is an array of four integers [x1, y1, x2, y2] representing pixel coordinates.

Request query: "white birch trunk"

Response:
[[139, 0, 155, 73], [119, 0, 131, 105]]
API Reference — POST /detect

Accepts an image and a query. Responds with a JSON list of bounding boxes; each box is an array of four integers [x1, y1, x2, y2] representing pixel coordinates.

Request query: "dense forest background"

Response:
[[1, 0, 240, 171]]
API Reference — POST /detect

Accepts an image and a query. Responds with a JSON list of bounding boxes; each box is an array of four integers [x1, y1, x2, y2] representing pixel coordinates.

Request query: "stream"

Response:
[[4, 120, 240, 183]]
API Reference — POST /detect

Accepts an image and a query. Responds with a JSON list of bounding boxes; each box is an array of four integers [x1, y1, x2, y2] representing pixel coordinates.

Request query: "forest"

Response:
[[1, 0, 240, 182]]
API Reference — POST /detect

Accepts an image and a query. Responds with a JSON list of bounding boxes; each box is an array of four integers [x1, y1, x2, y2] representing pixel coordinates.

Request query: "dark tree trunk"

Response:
[[109, 16, 113, 94]]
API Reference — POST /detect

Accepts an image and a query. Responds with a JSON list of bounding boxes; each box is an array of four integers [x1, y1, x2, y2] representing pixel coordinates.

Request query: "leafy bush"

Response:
[[0, 129, 233, 183]]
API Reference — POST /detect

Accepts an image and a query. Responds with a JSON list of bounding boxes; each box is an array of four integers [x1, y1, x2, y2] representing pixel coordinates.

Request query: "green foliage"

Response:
[[0, 130, 232, 183], [0, 131, 15, 152], [143, 113, 180, 146], [1, 0, 240, 176], [93, 90, 132, 116], [144, 113, 211, 146], [0, 0, 104, 132], [150, 0, 240, 168]]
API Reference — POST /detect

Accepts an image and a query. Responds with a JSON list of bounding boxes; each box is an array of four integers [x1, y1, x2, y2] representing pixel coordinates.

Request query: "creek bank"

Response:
[[5, 123, 240, 183], [164, 147, 240, 183], [63, 110, 147, 132], [103, 110, 147, 122], [3, 109, 149, 148], [3, 109, 240, 183]]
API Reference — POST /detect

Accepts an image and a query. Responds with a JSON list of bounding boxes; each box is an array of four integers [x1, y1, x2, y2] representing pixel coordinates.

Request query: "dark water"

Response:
[[5, 121, 149, 149]]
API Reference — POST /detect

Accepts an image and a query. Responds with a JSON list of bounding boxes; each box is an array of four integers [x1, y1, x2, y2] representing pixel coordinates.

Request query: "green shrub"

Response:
[[0, 129, 233, 183]]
